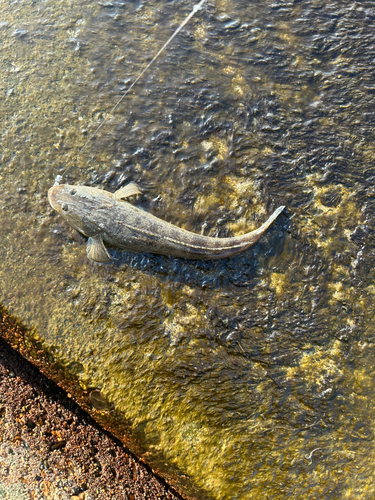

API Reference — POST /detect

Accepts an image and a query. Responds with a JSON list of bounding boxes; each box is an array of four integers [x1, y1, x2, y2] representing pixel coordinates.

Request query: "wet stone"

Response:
[[88, 389, 114, 412], [1, 0, 375, 499]]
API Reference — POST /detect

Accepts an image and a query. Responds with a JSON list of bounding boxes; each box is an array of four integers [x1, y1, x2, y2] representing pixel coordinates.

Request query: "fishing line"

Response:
[[55, 0, 207, 185]]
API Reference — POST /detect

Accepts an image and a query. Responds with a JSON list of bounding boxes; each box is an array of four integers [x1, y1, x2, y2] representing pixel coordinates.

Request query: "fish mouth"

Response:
[[48, 185, 60, 210]]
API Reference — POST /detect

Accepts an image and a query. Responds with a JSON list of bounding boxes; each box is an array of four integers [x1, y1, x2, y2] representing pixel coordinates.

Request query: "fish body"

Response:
[[48, 184, 284, 262]]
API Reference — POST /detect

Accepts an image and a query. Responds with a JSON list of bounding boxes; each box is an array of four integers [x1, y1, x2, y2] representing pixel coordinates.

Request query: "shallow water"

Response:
[[1, 0, 375, 498]]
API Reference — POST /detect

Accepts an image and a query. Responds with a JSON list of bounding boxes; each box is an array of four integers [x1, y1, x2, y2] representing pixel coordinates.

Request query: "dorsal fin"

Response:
[[114, 182, 142, 201]]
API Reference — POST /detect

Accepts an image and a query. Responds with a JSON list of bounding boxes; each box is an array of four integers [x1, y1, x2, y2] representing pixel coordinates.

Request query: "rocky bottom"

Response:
[[0, 336, 182, 500]]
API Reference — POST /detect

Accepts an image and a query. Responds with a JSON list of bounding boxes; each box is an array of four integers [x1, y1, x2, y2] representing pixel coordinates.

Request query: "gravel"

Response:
[[0, 335, 183, 500]]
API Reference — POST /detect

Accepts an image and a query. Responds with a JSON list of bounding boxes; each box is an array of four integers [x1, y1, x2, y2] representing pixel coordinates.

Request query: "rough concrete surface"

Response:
[[0, 317, 182, 500]]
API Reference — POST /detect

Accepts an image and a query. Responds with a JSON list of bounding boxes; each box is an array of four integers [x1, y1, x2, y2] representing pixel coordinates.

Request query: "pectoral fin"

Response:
[[87, 236, 113, 263], [114, 182, 142, 201]]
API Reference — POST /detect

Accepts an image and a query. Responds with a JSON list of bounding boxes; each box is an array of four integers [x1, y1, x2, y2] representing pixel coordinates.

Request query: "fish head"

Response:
[[48, 184, 114, 237]]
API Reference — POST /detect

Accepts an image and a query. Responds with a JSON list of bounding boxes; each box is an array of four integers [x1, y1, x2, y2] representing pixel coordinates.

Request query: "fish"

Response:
[[48, 183, 284, 262]]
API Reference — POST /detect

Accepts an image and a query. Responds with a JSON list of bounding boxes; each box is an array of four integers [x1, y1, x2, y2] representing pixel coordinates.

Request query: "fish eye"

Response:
[[70, 189, 76, 195], [62, 203, 69, 212]]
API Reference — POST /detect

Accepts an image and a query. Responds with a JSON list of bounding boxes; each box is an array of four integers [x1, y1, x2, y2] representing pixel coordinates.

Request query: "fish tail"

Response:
[[257, 206, 285, 234], [235, 205, 285, 249]]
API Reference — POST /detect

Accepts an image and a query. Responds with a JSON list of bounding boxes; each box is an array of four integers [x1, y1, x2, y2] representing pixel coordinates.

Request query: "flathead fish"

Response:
[[48, 183, 284, 262]]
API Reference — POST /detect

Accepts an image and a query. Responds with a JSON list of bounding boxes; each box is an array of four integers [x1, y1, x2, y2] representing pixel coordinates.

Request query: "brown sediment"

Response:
[[0, 312, 182, 500]]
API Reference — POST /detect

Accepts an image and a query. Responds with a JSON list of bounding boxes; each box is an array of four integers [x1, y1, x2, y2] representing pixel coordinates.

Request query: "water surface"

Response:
[[1, 0, 375, 498]]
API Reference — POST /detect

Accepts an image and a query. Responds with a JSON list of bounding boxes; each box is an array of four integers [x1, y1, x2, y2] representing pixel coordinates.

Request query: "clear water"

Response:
[[1, 0, 375, 498]]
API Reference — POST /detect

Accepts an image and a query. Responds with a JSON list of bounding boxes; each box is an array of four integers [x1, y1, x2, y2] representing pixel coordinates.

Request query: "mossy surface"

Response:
[[1, 0, 375, 498]]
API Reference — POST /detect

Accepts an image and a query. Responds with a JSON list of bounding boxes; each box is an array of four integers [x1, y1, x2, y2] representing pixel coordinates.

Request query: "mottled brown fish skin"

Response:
[[48, 184, 284, 260]]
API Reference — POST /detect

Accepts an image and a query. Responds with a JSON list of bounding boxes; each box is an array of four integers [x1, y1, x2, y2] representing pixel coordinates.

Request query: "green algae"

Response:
[[1, 0, 375, 498]]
